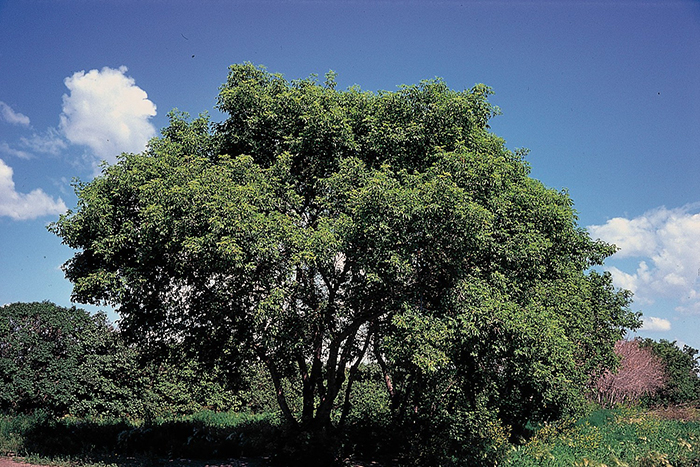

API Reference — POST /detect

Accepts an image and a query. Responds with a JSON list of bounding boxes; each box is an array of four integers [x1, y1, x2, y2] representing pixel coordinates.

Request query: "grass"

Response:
[[0, 411, 53, 456], [504, 406, 700, 466], [2, 406, 699, 466], [0, 410, 278, 467]]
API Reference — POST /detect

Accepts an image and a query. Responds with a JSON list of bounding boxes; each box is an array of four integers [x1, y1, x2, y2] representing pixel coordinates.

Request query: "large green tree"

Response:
[[50, 64, 639, 453]]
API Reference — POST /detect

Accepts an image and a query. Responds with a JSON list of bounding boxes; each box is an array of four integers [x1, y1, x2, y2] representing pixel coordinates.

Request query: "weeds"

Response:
[[0, 410, 279, 466], [505, 406, 700, 466], [1, 407, 699, 466]]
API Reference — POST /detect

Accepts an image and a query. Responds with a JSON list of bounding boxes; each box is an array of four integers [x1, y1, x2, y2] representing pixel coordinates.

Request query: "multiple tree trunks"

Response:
[[49, 63, 640, 455]]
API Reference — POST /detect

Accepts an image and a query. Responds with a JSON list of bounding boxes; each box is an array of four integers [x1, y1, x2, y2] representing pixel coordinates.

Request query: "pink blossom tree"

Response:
[[595, 339, 667, 406]]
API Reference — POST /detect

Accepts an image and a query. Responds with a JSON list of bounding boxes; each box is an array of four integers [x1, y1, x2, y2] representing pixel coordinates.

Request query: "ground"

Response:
[[649, 405, 700, 422], [0, 457, 269, 467], [0, 458, 34, 467]]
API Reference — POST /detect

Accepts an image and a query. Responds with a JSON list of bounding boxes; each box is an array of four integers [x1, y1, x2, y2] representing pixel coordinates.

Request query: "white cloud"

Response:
[[0, 158, 67, 220], [675, 301, 700, 314], [0, 142, 32, 160], [589, 213, 661, 258], [640, 316, 671, 332], [0, 101, 30, 126], [19, 128, 67, 156], [588, 204, 700, 314], [59, 66, 156, 166]]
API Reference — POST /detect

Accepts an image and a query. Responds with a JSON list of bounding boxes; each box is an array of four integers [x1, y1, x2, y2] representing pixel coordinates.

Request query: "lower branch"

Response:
[[339, 325, 373, 427]]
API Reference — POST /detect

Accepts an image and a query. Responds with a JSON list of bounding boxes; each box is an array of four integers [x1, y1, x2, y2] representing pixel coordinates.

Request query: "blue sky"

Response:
[[1, 0, 699, 348]]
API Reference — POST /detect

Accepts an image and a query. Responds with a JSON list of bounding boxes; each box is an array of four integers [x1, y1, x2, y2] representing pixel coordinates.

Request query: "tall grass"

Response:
[[153, 408, 276, 427], [0, 409, 279, 463], [505, 406, 700, 466], [1, 412, 43, 455]]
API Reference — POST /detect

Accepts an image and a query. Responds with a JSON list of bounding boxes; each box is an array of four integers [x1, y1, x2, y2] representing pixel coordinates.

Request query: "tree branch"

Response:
[[339, 323, 374, 427]]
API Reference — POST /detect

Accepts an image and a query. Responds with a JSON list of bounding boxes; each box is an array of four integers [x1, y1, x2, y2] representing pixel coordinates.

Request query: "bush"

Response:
[[337, 364, 392, 462], [0, 301, 262, 420], [0, 301, 142, 416], [641, 339, 700, 406], [0, 410, 279, 460], [594, 339, 667, 406]]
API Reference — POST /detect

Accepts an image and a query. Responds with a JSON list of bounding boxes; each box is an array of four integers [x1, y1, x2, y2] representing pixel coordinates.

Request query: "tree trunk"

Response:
[[259, 351, 297, 427]]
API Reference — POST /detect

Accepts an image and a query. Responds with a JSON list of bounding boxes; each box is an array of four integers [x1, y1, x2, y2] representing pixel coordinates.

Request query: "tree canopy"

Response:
[[50, 63, 639, 463]]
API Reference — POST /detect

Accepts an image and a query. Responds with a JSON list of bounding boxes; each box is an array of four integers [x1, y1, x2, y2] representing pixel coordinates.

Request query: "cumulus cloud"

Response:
[[59, 66, 156, 166], [588, 215, 658, 258], [0, 101, 30, 126], [588, 204, 700, 313], [0, 158, 67, 220], [640, 316, 671, 332]]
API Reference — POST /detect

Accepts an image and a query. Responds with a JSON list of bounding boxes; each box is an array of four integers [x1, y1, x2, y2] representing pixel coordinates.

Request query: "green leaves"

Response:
[[50, 64, 639, 461], [0, 302, 126, 416], [641, 339, 700, 405]]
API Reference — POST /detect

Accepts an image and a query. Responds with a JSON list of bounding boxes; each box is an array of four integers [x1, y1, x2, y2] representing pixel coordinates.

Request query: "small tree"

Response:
[[641, 339, 700, 406], [0, 301, 246, 418], [595, 339, 666, 406]]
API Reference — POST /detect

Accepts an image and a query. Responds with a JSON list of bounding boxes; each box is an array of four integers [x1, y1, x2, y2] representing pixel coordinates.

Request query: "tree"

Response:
[[50, 64, 639, 460], [594, 339, 667, 407], [0, 301, 138, 415], [641, 339, 700, 406]]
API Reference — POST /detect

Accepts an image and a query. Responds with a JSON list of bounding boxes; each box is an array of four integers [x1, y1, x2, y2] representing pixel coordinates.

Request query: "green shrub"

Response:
[[641, 339, 700, 406], [0, 302, 152, 418], [0, 410, 280, 461], [336, 364, 392, 461]]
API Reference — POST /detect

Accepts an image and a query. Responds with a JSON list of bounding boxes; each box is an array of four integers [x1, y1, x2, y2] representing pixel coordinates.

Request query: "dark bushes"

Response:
[[6, 411, 277, 461]]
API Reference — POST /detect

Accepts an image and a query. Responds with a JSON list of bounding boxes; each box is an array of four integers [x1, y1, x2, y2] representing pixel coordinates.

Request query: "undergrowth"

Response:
[[0, 410, 278, 465], [1, 406, 699, 466], [504, 406, 700, 466]]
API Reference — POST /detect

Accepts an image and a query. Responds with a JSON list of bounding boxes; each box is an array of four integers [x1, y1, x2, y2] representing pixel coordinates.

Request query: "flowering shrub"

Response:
[[595, 339, 667, 406]]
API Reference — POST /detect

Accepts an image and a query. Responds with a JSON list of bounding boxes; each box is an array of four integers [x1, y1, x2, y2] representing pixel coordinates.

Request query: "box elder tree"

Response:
[[50, 64, 639, 455]]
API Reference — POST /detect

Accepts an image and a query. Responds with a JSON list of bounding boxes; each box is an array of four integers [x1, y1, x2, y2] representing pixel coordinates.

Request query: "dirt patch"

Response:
[[649, 405, 700, 422], [0, 458, 33, 467], [0, 457, 270, 467]]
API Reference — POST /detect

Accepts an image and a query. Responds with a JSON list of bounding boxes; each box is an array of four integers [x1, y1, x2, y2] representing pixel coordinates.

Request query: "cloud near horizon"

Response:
[[59, 66, 157, 167], [0, 158, 67, 220], [588, 204, 700, 315]]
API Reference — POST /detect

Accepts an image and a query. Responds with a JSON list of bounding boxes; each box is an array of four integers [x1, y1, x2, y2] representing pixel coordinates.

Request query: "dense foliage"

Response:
[[641, 338, 700, 406], [0, 301, 135, 416], [0, 301, 245, 419], [50, 63, 640, 464], [0, 409, 276, 461]]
